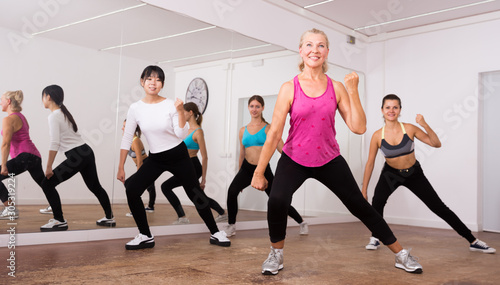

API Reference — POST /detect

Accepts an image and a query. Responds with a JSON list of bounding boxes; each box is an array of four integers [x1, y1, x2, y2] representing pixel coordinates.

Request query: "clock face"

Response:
[[185, 77, 209, 114]]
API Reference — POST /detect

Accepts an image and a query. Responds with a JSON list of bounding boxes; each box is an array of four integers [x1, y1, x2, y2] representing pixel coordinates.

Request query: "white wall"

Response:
[[0, 25, 151, 205], [364, 19, 500, 231]]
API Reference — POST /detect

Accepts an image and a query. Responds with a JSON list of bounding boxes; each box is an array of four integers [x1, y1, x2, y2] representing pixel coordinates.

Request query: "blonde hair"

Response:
[[4, 90, 23, 112], [298, 28, 329, 73]]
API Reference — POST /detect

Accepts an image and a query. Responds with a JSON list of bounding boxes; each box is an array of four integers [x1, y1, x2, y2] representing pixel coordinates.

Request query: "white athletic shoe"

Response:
[[210, 231, 231, 247], [225, 224, 236, 237], [365, 237, 381, 250], [125, 234, 155, 250], [299, 222, 309, 235], [39, 205, 52, 214]]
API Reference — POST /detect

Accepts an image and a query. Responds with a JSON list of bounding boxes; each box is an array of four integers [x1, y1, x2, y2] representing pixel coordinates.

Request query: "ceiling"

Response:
[[282, 0, 500, 36], [1, 0, 499, 66]]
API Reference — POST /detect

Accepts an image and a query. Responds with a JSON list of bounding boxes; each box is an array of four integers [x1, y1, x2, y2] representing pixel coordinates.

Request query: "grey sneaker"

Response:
[[262, 247, 284, 275], [0, 207, 18, 220], [470, 239, 496, 254], [365, 237, 380, 250], [172, 217, 190, 225], [39, 205, 52, 214], [395, 249, 423, 274], [215, 213, 228, 223], [225, 224, 236, 237], [299, 222, 309, 235]]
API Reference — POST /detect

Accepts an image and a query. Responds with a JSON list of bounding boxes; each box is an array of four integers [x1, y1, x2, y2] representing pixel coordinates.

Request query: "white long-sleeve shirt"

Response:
[[120, 99, 189, 154], [48, 109, 85, 152]]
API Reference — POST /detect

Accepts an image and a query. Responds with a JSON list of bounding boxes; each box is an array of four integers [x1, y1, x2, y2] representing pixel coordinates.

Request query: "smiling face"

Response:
[[382, 99, 401, 121], [299, 31, 329, 71], [141, 72, 163, 96]]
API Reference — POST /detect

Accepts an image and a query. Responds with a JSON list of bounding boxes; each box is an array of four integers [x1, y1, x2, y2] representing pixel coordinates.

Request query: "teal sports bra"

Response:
[[242, 125, 267, 148], [184, 128, 200, 150]]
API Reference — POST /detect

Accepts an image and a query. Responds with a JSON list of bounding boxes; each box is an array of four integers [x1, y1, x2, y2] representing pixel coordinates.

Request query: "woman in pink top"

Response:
[[251, 28, 422, 275], [0, 90, 44, 219]]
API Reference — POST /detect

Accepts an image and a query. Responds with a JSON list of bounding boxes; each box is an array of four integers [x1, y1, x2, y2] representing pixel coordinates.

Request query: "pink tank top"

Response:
[[282, 75, 340, 167], [2, 112, 41, 158]]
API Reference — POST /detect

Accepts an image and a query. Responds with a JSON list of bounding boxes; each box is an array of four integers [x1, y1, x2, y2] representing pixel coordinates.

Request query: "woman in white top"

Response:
[[117, 65, 230, 250], [40, 85, 115, 232]]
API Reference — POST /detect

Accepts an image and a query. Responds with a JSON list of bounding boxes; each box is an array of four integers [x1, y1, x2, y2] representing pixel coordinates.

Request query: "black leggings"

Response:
[[125, 143, 218, 237], [161, 156, 224, 217], [135, 157, 156, 209], [0, 153, 44, 203], [371, 161, 475, 243], [268, 153, 397, 244], [227, 158, 304, 225], [41, 144, 113, 222]]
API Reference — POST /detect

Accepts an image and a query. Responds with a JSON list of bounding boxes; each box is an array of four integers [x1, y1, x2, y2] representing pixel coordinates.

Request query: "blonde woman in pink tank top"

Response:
[[0, 90, 45, 220], [251, 28, 423, 275]]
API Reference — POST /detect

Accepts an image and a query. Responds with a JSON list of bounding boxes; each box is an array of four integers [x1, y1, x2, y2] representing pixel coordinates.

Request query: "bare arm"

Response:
[[266, 124, 284, 153], [195, 129, 208, 189], [412, 115, 441, 148], [361, 131, 381, 200], [251, 81, 293, 190], [238, 127, 245, 169], [336, 72, 366, 134], [1, 117, 14, 175]]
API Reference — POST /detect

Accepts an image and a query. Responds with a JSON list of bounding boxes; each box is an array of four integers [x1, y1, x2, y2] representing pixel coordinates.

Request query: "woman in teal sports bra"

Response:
[[224, 95, 307, 237], [362, 94, 495, 254], [161, 102, 227, 224]]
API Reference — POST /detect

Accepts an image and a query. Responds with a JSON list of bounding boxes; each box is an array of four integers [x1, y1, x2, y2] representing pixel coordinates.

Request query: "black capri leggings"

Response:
[[161, 156, 224, 218], [268, 153, 397, 244], [41, 144, 113, 222], [0, 153, 44, 203], [125, 142, 218, 237], [371, 161, 475, 243], [227, 158, 304, 225]]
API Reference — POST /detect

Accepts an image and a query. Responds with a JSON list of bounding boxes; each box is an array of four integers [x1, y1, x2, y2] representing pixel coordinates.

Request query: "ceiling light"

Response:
[[158, 44, 272, 64], [304, 0, 334, 9], [31, 3, 147, 36], [100, 26, 217, 51], [354, 0, 496, 31]]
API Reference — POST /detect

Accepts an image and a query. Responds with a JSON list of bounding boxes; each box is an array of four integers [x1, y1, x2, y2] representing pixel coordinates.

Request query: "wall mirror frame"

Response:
[[0, 0, 364, 245]]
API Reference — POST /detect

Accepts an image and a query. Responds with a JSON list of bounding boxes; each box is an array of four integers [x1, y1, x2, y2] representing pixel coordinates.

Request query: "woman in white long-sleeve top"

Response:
[[117, 65, 230, 250], [40, 85, 115, 232]]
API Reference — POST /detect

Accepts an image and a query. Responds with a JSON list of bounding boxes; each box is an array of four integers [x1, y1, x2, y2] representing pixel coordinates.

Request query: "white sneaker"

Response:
[[126, 212, 133, 217], [39, 205, 52, 214], [365, 237, 381, 250], [210, 231, 231, 247], [125, 233, 155, 250], [299, 222, 309, 235], [0, 207, 18, 220], [215, 213, 228, 223], [172, 217, 190, 225], [225, 224, 236, 237], [40, 219, 68, 232], [96, 217, 116, 227]]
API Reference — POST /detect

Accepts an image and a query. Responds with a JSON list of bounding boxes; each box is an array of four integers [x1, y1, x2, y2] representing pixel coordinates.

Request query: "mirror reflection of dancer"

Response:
[[118, 65, 230, 250], [252, 28, 422, 275], [122, 120, 156, 216], [40, 85, 115, 231], [225, 95, 307, 237], [0, 91, 45, 220], [362, 94, 496, 254], [161, 102, 227, 225]]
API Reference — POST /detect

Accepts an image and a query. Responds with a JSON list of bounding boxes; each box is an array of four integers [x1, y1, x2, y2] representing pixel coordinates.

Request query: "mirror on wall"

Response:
[[0, 1, 364, 236]]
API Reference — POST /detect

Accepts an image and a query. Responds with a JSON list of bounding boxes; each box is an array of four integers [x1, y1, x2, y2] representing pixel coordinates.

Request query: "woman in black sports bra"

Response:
[[361, 94, 495, 254]]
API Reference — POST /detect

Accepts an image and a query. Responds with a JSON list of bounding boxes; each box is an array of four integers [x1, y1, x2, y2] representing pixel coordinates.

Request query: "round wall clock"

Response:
[[185, 77, 209, 114]]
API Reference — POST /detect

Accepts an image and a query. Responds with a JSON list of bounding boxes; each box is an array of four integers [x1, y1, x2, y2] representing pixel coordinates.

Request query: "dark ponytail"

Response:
[[42, 85, 78, 132], [184, 102, 203, 126]]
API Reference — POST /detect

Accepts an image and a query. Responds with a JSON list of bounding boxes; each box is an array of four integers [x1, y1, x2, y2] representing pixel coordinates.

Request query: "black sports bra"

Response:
[[380, 123, 414, 158]]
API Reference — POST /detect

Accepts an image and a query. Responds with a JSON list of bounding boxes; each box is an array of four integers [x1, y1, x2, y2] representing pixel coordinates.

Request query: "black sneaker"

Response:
[[125, 234, 155, 250], [40, 219, 68, 232], [96, 217, 116, 227]]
